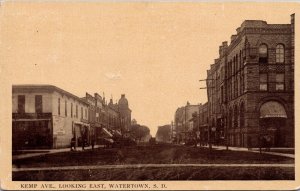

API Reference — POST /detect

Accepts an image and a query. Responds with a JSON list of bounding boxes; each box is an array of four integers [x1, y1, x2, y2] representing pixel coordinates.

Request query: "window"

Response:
[[241, 72, 245, 93], [58, 98, 60, 115], [35, 95, 42, 113], [260, 73, 268, 91], [18, 95, 25, 114], [276, 73, 285, 91], [71, 103, 73, 118], [276, 44, 285, 63], [76, 105, 78, 118], [240, 103, 245, 129], [234, 106, 238, 129], [65, 100, 67, 117], [81, 107, 83, 119], [259, 44, 268, 63]]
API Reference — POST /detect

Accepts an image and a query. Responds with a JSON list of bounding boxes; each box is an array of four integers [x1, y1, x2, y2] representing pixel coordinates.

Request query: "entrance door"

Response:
[[259, 101, 287, 147]]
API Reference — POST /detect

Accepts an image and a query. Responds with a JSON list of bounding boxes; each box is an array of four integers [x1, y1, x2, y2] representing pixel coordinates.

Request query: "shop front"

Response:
[[259, 101, 287, 147], [72, 121, 90, 147], [12, 113, 52, 150]]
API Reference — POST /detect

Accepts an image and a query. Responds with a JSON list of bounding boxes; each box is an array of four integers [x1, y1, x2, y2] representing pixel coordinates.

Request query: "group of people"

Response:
[[247, 135, 272, 151], [70, 136, 95, 151]]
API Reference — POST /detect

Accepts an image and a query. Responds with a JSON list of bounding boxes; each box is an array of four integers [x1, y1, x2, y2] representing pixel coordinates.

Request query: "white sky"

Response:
[[0, 2, 296, 135]]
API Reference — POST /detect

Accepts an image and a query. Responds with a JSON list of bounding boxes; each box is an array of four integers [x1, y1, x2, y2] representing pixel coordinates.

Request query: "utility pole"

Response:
[[197, 103, 201, 148], [199, 78, 215, 151], [185, 105, 187, 145]]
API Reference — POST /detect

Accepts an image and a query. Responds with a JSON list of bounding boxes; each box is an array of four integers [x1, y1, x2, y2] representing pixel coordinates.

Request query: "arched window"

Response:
[[259, 44, 268, 63], [240, 103, 245, 129], [234, 105, 238, 128], [228, 108, 232, 129], [276, 44, 285, 63]]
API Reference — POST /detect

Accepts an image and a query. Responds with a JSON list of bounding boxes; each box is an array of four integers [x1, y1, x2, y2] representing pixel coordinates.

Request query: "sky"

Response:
[[0, 2, 297, 136]]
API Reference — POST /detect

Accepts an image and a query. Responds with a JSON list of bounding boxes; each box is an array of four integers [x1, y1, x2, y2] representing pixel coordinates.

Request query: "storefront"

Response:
[[12, 113, 52, 150], [72, 121, 90, 147], [259, 101, 287, 147]]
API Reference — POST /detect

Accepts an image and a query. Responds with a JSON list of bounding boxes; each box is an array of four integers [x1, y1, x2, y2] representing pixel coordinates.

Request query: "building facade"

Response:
[[206, 14, 294, 148], [12, 85, 89, 149], [174, 102, 199, 144], [118, 94, 132, 134]]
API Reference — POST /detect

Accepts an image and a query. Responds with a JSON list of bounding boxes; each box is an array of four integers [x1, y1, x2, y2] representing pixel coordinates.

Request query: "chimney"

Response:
[[214, 59, 219, 64], [219, 45, 223, 56], [231, 35, 237, 43], [222, 41, 228, 47], [121, 94, 125, 98], [291, 13, 295, 25]]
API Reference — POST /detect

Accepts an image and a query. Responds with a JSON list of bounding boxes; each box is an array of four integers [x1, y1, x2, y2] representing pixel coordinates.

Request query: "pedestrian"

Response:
[[82, 137, 85, 150], [247, 136, 252, 151], [70, 137, 76, 151], [91, 137, 95, 150], [265, 135, 271, 152]]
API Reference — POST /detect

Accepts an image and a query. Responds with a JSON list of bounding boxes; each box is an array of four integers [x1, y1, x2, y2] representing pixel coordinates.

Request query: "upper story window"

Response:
[[71, 103, 73, 118], [259, 73, 268, 91], [65, 100, 67, 117], [81, 107, 83, 119], [276, 44, 285, 63], [276, 73, 285, 91], [35, 95, 42, 113], [259, 44, 268, 63], [58, 98, 60, 116], [76, 105, 78, 118], [18, 95, 25, 114]]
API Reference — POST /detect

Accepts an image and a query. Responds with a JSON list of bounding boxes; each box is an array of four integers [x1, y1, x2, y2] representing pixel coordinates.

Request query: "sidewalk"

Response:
[[13, 145, 103, 160], [13, 163, 295, 172], [204, 145, 295, 159]]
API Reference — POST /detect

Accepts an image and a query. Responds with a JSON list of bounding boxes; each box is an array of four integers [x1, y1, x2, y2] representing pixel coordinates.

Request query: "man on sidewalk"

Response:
[[70, 137, 76, 151]]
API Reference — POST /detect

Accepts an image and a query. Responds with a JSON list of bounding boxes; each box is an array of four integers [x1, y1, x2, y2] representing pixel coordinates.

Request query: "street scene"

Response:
[[8, 4, 295, 181]]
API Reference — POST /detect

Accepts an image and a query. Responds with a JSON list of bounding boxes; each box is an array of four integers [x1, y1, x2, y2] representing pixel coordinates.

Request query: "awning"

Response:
[[12, 119, 50, 122], [104, 138, 114, 143], [102, 128, 113, 138], [260, 101, 287, 118], [74, 121, 90, 127], [114, 130, 122, 136]]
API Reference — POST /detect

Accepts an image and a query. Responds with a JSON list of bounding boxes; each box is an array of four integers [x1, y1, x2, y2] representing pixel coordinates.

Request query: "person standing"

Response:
[[247, 136, 252, 151], [70, 137, 76, 151], [91, 136, 95, 150]]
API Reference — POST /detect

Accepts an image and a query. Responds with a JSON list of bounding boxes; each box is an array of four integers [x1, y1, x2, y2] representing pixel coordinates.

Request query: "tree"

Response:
[[129, 124, 150, 142]]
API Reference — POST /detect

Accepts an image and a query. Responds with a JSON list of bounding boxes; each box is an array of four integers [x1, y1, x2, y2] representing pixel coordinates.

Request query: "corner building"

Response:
[[12, 85, 89, 149], [206, 14, 294, 148]]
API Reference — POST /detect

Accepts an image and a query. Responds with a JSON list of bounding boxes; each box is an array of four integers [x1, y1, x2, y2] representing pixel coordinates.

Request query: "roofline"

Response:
[[12, 84, 89, 105]]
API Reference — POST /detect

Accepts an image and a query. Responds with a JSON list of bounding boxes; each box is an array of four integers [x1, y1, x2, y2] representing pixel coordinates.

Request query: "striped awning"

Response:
[[102, 128, 113, 138], [260, 101, 287, 118]]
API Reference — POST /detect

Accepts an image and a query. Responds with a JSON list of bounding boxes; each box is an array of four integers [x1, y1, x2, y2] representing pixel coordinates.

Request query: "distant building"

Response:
[[118, 94, 132, 134], [107, 98, 121, 136], [174, 102, 199, 144], [205, 14, 294, 147], [131, 119, 137, 125], [155, 124, 171, 143], [83, 93, 111, 144], [12, 85, 89, 149]]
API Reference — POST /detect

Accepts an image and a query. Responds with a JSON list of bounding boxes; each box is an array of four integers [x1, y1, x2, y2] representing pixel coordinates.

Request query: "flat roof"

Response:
[[12, 84, 89, 105]]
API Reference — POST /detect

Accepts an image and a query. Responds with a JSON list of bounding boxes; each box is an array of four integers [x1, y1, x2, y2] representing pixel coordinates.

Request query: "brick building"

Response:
[[206, 14, 294, 148]]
